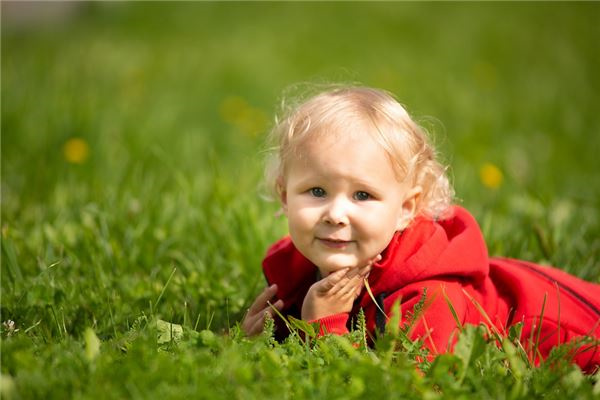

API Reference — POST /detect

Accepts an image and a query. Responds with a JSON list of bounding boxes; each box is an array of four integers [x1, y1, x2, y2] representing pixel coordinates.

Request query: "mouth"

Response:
[[317, 237, 354, 249]]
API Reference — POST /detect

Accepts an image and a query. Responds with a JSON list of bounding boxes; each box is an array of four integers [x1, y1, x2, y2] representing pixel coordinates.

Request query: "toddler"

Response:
[[241, 86, 599, 372]]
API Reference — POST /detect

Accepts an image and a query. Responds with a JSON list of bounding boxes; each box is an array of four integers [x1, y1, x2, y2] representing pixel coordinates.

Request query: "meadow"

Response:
[[2, 2, 600, 398]]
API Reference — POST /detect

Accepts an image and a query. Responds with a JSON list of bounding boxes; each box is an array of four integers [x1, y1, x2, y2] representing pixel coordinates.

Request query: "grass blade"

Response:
[[154, 267, 177, 311], [364, 278, 387, 318]]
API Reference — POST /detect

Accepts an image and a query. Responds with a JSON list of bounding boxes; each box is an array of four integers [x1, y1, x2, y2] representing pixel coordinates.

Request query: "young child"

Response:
[[241, 86, 599, 372]]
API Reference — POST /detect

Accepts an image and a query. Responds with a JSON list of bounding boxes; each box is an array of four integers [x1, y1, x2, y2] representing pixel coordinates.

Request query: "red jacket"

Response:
[[263, 206, 600, 372]]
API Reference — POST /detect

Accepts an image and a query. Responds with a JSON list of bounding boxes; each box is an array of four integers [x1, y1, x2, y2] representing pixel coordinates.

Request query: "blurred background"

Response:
[[2, 2, 599, 334]]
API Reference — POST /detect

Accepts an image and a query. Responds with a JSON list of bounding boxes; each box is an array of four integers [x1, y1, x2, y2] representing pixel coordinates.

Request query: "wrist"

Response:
[[302, 305, 350, 321]]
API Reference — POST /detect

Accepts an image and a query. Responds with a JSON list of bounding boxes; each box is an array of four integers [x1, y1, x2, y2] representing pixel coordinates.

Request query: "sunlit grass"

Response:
[[1, 2, 599, 399]]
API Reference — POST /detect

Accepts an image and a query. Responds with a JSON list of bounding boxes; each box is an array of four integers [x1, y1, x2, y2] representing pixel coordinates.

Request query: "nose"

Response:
[[322, 196, 350, 226]]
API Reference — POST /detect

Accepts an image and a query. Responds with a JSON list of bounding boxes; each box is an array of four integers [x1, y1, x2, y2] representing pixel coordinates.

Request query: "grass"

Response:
[[1, 2, 600, 399]]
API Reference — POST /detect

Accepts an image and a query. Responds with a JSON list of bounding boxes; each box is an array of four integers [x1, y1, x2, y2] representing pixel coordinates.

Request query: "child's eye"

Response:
[[354, 191, 371, 201], [310, 187, 326, 197]]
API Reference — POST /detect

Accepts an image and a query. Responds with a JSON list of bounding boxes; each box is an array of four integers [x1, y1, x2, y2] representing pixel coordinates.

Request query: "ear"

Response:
[[277, 176, 288, 215], [395, 186, 422, 231]]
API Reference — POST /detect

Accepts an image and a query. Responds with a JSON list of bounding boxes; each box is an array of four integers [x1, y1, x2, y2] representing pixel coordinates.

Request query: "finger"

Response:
[[248, 312, 267, 336], [330, 268, 349, 280], [327, 268, 359, 294], [255, 299, 283, 320], [358, 265, 372, 277], [272, 299, 284, 310], [242, 312, 262, 334], [337, 284, 363, 302], [354, 282, 365, 297], [328, 276, 351, 296], [243, 298, 278, 334], [249, 306, 279, 336], [242, 299, 284, 336], [346, 264, 371, 279], [358, 276, 369, 293], [258, 299, 284, 319], [244, 301, 271, 326], [330, 270, 365, 296], [336, 275, 364, 297], [248, 284, 278, 314], [346, 276, 366, 295], [265, 299, 285, 315], [317, 268, 348, 291], [342, 287, 361, 301]]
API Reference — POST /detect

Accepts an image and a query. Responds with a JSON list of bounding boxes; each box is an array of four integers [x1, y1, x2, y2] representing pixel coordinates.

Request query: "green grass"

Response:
[[2, 3, 599, 399]]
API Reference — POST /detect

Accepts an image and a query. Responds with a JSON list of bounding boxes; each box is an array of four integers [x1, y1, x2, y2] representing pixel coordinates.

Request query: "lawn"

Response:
[[2, 2, 599, 398]]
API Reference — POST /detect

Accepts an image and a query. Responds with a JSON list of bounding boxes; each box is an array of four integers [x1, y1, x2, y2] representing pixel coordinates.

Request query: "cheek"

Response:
[[287, 205, 318, 231], [356, 208, 399, 245], [359, 205, 397, 231]]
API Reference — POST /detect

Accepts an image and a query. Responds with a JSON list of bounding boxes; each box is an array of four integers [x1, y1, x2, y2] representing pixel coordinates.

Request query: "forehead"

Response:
[[286, 131, 401, 184]]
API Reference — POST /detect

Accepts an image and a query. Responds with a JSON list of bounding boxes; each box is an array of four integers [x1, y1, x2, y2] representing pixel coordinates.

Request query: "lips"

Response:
[[317, 237, 354, 249]]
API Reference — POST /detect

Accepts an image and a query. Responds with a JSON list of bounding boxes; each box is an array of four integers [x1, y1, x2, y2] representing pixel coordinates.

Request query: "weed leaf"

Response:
[[157, 319, 183, 345], [84, 327, 101, 362], [454, 324, 486, 383]]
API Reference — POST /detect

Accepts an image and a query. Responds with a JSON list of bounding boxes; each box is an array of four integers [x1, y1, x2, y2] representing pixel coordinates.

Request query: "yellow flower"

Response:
[[219, 96, 248, 123], [219, 96, 267, 137], [480, 163, 503, 189], [63, 138, 89, 164]]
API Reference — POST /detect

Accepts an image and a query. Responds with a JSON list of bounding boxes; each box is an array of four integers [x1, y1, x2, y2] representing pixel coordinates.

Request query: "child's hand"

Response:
[[301, 256, 380, 321], [241, 284, 284, 336]]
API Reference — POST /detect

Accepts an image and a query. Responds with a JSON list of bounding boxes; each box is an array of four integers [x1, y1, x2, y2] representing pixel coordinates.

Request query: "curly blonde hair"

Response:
[[264, 86, 454, 220]]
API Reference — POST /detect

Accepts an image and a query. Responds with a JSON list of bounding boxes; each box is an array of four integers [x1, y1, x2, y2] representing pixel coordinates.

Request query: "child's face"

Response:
[[280, 133, 420, 276]]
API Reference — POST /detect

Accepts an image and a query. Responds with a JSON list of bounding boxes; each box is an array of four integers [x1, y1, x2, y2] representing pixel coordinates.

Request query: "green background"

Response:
[[2, 2, 599, 398]]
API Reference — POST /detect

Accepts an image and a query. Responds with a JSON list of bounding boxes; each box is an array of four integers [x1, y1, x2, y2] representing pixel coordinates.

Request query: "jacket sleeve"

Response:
[[384, 281, 469, 355]]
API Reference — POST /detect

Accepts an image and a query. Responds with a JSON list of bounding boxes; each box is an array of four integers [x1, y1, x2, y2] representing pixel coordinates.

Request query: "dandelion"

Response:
[[479, 163, 503, 189], [63, 137, 89, 164], [219, 95, 267, 137], [219, 96, 248, 123]]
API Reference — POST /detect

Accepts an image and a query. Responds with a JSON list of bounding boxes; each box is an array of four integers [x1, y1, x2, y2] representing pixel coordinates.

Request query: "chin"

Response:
[[316, 256, 360, 275]]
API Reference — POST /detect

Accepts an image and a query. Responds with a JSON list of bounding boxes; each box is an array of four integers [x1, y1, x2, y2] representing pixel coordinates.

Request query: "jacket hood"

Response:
[[367, 206, 489, 296], [262, 206, 489, 309]]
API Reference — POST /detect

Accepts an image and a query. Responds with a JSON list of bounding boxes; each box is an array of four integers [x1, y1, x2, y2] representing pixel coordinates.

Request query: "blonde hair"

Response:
[[264, 86, 454, 220]]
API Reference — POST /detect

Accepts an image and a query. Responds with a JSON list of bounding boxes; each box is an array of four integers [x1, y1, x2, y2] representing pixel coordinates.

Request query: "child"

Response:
[[241, 86, 599, 372]]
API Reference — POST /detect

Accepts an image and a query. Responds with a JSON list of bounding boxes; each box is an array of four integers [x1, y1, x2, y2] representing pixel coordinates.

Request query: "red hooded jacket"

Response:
[[263, 206, 600, 372]]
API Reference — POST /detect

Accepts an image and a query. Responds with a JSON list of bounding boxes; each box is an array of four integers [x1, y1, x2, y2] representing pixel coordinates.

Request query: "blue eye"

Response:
[[354, 191, 371, 201], [310, 187, 326, 197]]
